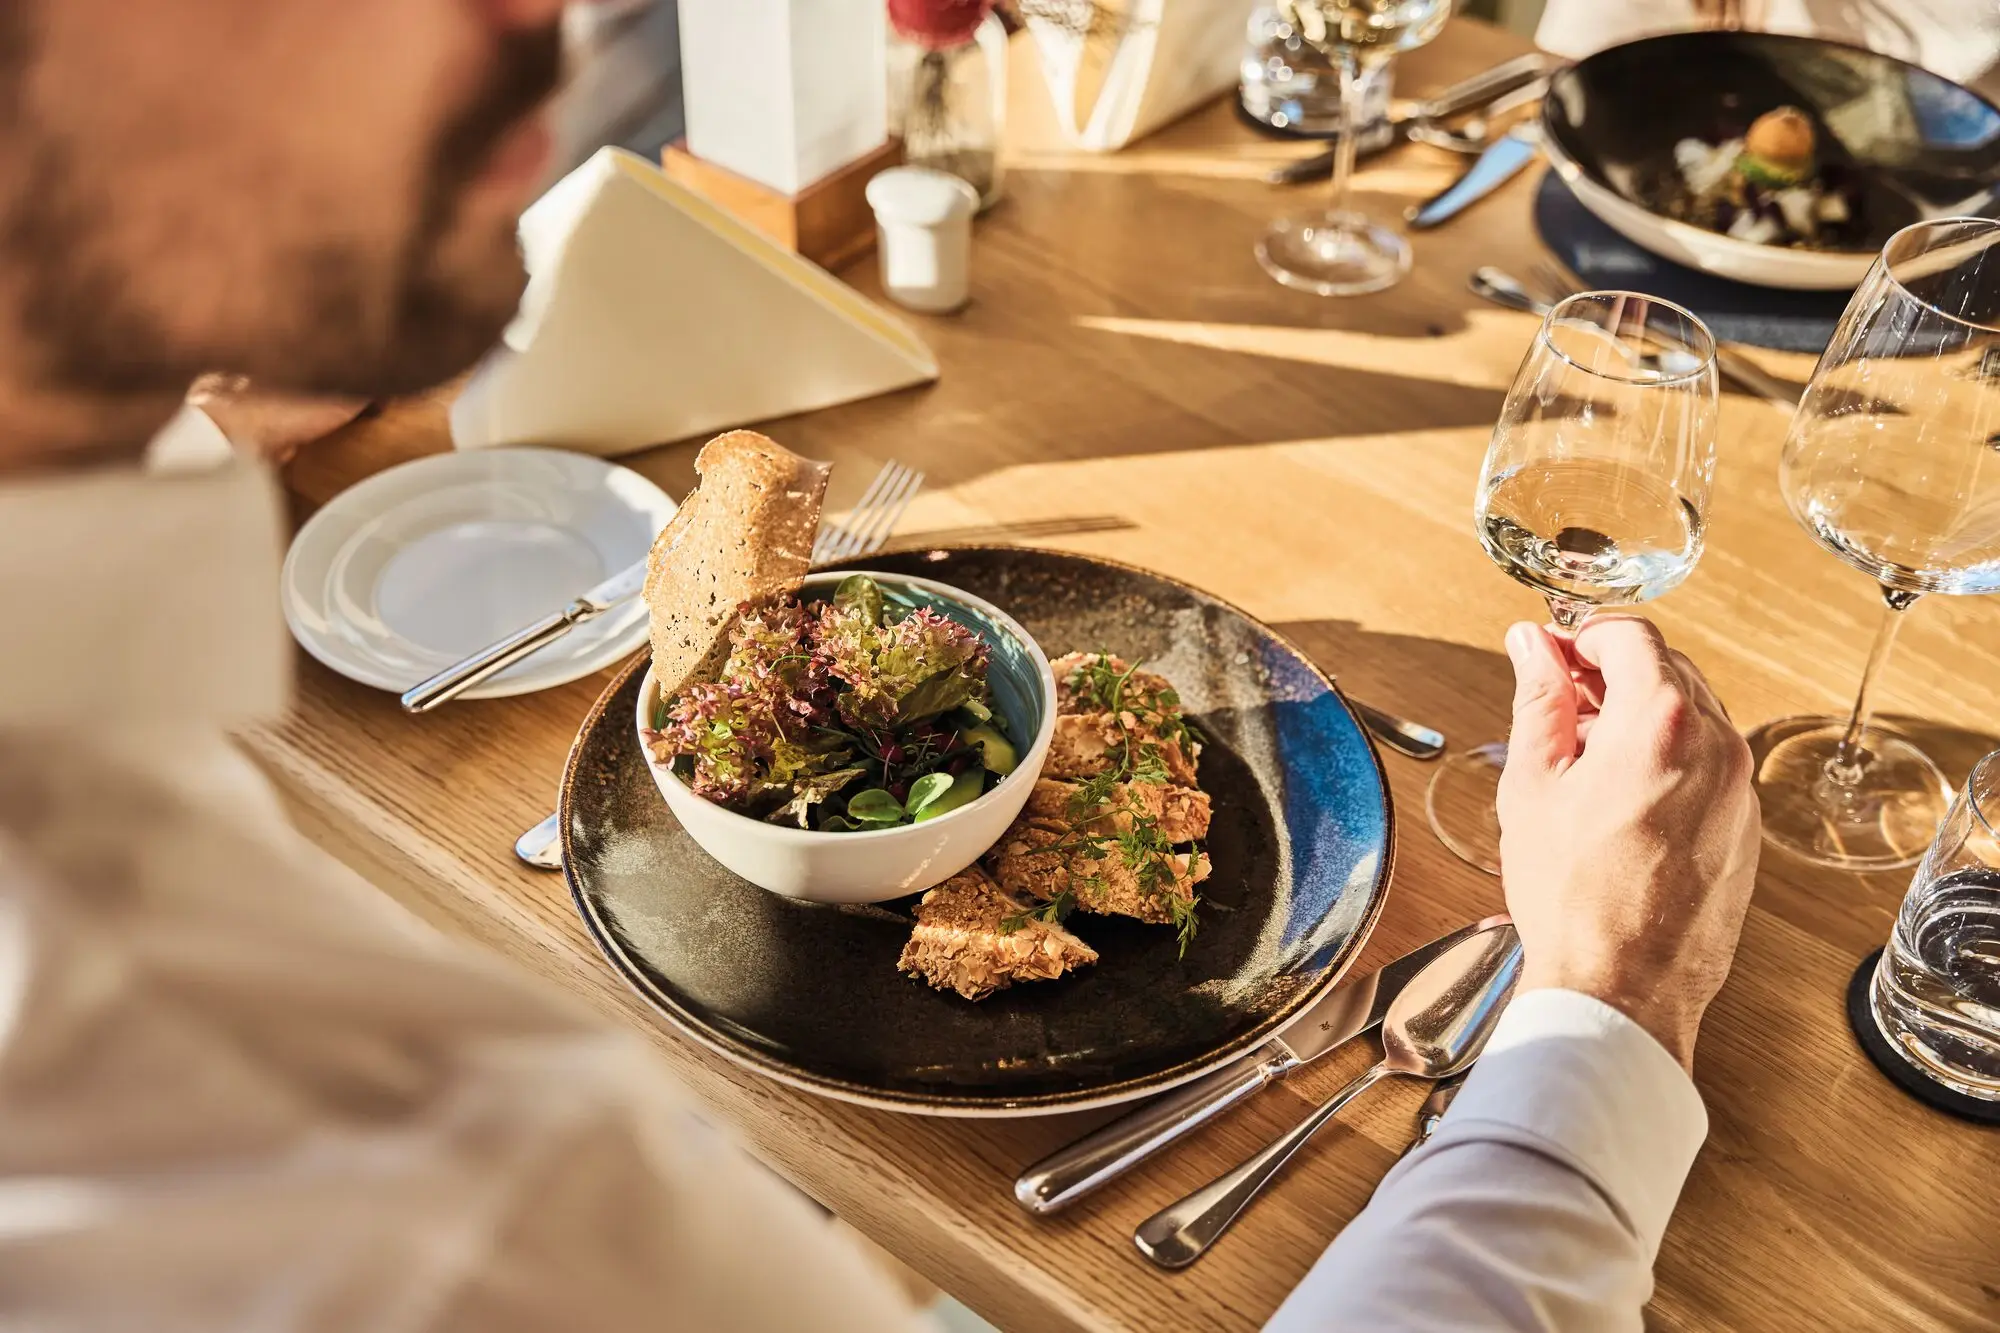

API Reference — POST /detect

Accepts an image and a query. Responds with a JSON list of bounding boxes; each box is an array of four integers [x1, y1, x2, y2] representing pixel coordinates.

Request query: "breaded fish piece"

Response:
[[988, 818, 1209, 926], [1024, 777, 1211, 844], [898, 868, 1098, 1001], [1046, 712, 1199, 786], [1051, 652, 1179, 717]]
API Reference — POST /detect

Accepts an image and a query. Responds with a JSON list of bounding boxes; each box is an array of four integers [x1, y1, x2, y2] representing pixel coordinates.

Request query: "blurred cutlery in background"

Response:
[[1407, 123, 1540, 229], [1269, 52, 1558, 185], [1469, 265, 1800, 409]]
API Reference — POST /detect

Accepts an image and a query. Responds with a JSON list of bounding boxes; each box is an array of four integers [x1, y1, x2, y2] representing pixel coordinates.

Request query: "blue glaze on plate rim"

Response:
[[561, 546, 1395, 1116]]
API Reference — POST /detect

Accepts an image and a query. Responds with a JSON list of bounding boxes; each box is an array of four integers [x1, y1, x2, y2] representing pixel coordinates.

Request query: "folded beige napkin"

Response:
[[450, 147, 938, 457]]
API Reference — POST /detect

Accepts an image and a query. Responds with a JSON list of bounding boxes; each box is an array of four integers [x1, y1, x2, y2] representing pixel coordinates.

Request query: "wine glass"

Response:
[[1255, 0, 1451, 297], [1428, 292, 1720, 874], [1747, 217, 2000, 872]]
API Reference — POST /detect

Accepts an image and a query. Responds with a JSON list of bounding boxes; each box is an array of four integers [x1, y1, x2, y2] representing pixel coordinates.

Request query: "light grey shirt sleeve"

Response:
[[1266, 989, 1709, 1332]]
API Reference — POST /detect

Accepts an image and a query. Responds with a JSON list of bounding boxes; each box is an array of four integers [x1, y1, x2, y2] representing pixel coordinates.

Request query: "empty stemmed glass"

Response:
[[1255, 0, 1450, 296], [1428, 292, 1720, 874], [1747, 217, 2000, 872]]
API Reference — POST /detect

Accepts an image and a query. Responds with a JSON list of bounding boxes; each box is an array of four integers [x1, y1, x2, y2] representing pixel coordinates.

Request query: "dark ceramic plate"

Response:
[[560, 548, 1392, 1115], [1541, 31, 2000, 288]]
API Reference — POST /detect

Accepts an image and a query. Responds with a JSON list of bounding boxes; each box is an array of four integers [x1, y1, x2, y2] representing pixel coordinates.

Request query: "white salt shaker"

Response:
[[864, 166, 979, 314]]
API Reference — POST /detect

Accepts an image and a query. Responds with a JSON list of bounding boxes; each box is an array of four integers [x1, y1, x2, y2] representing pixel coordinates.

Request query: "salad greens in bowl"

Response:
[[635, 571, 1056, 903]]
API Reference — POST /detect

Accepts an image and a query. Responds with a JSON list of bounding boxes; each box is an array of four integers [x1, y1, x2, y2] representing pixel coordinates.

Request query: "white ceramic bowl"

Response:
[[1539, 30, 2000, 293], [636, 572, 1056, 904], [1544, 155, 1876, 291]]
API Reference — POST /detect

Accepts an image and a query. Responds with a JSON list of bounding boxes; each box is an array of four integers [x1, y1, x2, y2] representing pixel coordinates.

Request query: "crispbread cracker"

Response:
[[643, 430, 830, 705]]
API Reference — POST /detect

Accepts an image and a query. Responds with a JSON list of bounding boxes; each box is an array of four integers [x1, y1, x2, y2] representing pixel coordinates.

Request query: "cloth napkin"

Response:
[[450, 147, 937, 457]]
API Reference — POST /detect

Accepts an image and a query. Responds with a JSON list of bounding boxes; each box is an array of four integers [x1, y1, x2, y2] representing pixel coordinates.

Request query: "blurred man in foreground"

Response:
[[0, 2, 1757, 1328]]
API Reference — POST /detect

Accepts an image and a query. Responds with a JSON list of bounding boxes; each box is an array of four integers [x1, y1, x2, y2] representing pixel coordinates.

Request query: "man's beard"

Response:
[[340, 20, 565, 396], [4, 21, 563, 400]]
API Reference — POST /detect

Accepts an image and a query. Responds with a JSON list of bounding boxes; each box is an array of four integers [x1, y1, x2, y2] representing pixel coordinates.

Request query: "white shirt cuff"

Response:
[[1432, 987, 1707, 1259]]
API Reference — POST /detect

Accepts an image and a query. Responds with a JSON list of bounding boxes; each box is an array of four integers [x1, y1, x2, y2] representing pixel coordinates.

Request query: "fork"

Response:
[[812, 460, 925, 566], [1525, 261, 1799, 409]]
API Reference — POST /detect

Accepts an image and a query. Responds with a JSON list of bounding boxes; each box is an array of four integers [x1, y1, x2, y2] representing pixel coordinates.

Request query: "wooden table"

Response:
[[254, 20, 2000, 1332]]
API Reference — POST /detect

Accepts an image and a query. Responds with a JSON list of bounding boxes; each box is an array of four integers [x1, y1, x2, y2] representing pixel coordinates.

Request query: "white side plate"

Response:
[[282, 447, 675, 699]]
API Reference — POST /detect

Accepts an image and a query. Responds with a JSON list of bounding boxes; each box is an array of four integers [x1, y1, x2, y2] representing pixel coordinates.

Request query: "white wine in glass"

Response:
[[1429, 292, 1720, 873], [1256, 0, 1452, 297], [1479, 459, 1706, 614], [1748, 217, 2000, 872]]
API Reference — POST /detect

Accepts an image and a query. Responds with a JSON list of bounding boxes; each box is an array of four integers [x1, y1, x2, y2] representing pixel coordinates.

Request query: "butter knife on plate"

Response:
[[401, 556, 649, 714], [1014, 915, 1510, 1215]]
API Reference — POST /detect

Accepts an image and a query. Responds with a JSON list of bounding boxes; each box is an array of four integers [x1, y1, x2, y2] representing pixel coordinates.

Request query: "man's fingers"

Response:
[[1571, 615, 1678, 693], [1503, 621, 1580, 778], [1667, 648, 1732, 723]]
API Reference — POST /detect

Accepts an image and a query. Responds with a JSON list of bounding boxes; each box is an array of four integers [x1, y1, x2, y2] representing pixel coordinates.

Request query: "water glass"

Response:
[[1871, 748, 2000, 1099]]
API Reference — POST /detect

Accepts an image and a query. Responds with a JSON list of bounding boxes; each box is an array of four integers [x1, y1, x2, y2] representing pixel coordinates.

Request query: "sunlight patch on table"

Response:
[[1076, 310, 1537, 390], [902, 428, 1515, 646], [1007, 145, 1461, 192]]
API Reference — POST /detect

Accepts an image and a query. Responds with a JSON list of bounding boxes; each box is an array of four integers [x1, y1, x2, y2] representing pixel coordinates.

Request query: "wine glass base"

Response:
[[1256, 210, 1411, 297], [1426, 742, 1507, 877], [1745, 715, 1953, 872]]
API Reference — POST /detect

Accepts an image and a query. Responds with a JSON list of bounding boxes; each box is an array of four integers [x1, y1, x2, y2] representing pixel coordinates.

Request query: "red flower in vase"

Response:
[[888, 0, 994, 48]]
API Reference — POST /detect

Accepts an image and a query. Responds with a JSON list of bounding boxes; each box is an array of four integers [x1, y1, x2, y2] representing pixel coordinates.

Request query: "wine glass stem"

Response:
[[1327, 48, 1365, 223], [1827, 590, 1921, 788], [1544, 596, 1590, 632]]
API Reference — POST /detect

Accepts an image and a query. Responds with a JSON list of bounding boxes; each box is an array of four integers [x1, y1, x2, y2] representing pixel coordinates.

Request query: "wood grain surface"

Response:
[[249, 20, 2000, 1332]]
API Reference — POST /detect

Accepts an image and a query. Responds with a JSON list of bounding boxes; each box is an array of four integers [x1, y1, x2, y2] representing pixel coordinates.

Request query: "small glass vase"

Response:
[[889, 12, 1007, 210]]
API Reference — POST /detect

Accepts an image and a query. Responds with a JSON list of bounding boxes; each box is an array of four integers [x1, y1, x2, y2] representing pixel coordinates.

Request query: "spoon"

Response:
[[514, 811, 563, 870], [1469, 268, 1703, 377], [1133, 923, 1522, 1269], [1348, 699, 1446, 762]]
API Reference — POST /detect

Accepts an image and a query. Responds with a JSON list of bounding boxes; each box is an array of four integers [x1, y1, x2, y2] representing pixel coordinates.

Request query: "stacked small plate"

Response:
[[283, 448, 675, 699]]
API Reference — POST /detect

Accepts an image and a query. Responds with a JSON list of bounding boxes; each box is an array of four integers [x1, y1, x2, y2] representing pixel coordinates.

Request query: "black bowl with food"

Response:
[[1541, 31, 2000, 289]]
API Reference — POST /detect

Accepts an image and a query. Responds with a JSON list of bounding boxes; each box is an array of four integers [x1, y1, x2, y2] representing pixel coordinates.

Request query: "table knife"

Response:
[[1013, 915, 1510, 1216], [1407, 123, 1540, 230], [400, 556, 649, 714]]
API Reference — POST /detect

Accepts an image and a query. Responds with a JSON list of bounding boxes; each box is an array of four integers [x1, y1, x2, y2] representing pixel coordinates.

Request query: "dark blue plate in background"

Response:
[[561, 547, 1393, 1115]]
